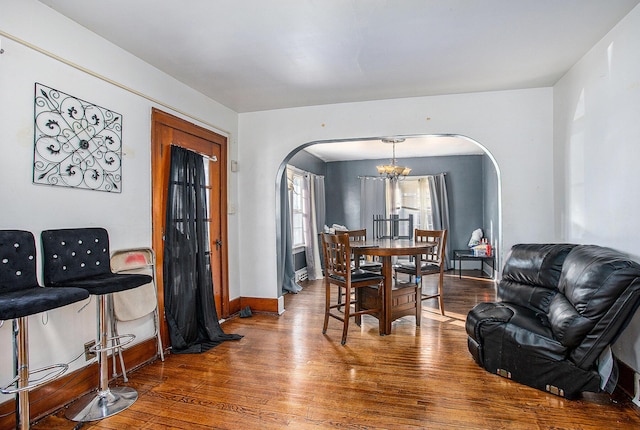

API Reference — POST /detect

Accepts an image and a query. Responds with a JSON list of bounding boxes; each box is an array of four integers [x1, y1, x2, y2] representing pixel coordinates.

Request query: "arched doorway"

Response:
[[275, 134, 501, 307]]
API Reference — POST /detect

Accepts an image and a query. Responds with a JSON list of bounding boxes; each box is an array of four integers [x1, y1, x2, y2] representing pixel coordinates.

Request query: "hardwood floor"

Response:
[[32, 271, 640, 429]]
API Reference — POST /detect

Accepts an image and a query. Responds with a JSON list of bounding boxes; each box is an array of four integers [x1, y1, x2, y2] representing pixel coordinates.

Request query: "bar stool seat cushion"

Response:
[[0, 286, 89, 320], [48, 273, 152, 296]]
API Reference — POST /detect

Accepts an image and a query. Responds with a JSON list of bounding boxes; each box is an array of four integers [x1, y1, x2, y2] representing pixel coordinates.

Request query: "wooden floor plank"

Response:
[[31, 271, 640, 429]]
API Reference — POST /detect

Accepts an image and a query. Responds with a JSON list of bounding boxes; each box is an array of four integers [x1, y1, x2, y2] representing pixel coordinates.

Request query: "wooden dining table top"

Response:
[[350, 238, 436, 256]]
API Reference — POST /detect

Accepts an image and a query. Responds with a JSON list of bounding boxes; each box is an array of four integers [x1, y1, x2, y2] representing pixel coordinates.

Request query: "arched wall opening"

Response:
[[275, 134, 502, 303]]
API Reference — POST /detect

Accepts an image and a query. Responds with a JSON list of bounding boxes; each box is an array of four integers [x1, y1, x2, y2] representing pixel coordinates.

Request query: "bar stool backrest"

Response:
[[0, 230, 38, 293], [41, 227, 111, 286]]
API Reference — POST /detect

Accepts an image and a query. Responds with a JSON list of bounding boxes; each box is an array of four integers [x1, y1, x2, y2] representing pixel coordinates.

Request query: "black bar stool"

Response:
[[41, 228, 151, 422], [0, 230, 89, 429]]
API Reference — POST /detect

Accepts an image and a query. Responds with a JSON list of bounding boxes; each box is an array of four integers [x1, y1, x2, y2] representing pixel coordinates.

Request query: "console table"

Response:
[[453, 249, 495, 279]]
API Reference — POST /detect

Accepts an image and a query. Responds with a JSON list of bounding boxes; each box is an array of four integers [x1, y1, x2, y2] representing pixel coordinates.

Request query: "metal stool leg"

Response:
[[65, 294, 138, 422], [1, 317, 69, 430], [15, 317, 29, 430]]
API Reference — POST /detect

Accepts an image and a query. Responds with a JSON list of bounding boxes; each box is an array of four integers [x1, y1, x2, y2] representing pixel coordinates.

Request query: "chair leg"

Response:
[[416, 277, 422, 326], [65, 294, 138, 422], [322, 279, 331, 334], [341, 285, 351, 345], [438, 272, 445, 316], [154, 309, 165, 362], [109, 295, 129, 383]]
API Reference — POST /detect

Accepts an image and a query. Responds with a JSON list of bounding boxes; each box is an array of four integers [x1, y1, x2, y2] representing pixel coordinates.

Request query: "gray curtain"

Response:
[[360, 177, 386, 236], [304, 174, 325, 280], [314, 175, 326, 237], [429, 172, 451, 269], [278, 169, 302, 295]]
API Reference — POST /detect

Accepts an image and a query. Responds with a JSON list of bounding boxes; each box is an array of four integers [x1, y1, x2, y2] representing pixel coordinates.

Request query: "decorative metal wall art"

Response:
[[33, 83, 122, 192]]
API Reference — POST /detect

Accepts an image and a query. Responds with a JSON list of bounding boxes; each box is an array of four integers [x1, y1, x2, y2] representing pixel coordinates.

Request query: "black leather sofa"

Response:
[[466, 243, 640, 399]]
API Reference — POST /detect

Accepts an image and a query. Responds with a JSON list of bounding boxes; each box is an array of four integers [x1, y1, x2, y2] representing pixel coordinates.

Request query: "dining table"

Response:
[[351, 238, 436, 335]]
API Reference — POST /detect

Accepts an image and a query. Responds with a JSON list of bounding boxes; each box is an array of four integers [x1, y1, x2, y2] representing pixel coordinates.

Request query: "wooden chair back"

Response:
[[321, 233, 352, 280], [415, 229, 447, 268], [335, 228, 367, 242], [373, 214, 414, 239]]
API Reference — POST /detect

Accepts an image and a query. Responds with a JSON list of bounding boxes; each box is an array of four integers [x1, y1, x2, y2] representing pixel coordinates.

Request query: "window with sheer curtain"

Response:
[[289, 170, 306, 248], [386, 176, 434, 230]]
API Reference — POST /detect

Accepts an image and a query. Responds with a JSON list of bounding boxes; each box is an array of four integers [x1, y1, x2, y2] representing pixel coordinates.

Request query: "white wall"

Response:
[[0, 0, 239, 402], [238, 88, 555, 299], [554, 4, 640, 371]]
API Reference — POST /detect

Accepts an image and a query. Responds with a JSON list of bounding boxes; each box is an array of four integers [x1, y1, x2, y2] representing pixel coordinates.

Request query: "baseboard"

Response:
[[0, 338, 161, 428], [229, 296, 280, 315]]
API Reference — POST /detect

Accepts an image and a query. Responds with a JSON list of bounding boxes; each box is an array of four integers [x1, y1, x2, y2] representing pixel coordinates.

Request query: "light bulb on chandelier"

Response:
[[376, 138, 411, 179]]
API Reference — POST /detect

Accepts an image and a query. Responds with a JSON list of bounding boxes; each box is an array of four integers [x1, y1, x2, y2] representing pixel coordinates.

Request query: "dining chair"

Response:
[[0, 230, 89, 430], [373, 214, 414, 240], [334, 228, 382, 311], [321, 232, 383, 345], [109, 247, 165, 383], [336, 228, 382, 272], [394, 229, 447, 315]]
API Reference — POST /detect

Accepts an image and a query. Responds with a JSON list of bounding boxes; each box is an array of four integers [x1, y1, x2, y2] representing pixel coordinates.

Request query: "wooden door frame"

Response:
[[151, 108, 230, 348]]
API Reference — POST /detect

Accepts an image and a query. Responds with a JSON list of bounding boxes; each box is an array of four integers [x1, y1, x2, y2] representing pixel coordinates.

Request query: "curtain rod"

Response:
[[357, 173, 446, 179], [286, 165, 324, 178], [171, 143, 217, 162]]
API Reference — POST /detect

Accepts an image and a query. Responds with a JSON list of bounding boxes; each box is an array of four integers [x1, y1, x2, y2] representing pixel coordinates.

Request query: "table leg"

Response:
[[380, 255, 392, 335]]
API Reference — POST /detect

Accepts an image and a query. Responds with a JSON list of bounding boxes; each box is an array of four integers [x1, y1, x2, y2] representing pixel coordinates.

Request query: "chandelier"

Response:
[[376, 138, 411, 179]]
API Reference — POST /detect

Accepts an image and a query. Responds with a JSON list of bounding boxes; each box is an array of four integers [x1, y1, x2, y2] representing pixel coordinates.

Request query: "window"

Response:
[[289, 168, 306, 249], [387, 176, 434, 231]]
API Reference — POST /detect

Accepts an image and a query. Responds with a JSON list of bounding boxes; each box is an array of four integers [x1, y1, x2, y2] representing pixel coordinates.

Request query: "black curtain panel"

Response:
[[164, 145, 242, 354]]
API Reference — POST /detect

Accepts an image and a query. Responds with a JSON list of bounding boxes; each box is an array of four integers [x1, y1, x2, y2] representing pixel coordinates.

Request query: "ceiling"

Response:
[[38, 0, 639, 161]]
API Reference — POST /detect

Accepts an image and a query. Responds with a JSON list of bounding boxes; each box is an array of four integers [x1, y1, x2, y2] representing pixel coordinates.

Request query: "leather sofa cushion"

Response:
[[498, 279, 557, 314], [502, 244, 576, 289], [548, 293, 593, 347], [550, 245, 640, 347], [497, 303, 568, 361]]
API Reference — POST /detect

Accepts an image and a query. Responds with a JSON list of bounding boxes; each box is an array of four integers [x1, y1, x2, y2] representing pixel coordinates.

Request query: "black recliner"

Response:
[[466, 243, 640, 399]]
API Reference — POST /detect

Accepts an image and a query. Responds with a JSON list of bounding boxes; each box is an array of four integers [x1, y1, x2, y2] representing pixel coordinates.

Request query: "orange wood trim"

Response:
[[0, 339, 160, 428], [151, 107, 231, 354]]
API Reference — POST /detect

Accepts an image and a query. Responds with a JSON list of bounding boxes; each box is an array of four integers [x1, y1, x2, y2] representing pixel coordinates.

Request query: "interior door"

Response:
[[151, 109, 229, 347]]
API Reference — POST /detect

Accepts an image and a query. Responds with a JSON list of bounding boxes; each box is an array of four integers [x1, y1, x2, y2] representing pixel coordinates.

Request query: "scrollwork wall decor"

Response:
[[33, 83, 122, 192]]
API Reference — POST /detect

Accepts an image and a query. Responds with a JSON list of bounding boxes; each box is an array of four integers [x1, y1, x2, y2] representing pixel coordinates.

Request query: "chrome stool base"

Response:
[[65, 386, 138, 422], [66, 294, 138, 422]]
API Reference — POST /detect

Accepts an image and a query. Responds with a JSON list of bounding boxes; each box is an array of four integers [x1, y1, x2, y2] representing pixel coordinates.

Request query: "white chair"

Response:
[[110, 248, 164, 382]]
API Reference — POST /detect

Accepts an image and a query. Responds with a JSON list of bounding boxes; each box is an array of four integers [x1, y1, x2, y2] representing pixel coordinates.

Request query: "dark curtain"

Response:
[[164, 145, 242, 354]]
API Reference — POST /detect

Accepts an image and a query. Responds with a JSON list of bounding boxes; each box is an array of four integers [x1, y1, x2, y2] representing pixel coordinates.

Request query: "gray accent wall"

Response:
[[288, 149, 326, 176], [324, 155, 486, 260], [288, 151, 498, 265]]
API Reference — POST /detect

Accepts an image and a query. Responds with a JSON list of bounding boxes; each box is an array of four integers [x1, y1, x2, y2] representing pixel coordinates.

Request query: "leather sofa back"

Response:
[[498, 244, 576, 313]]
